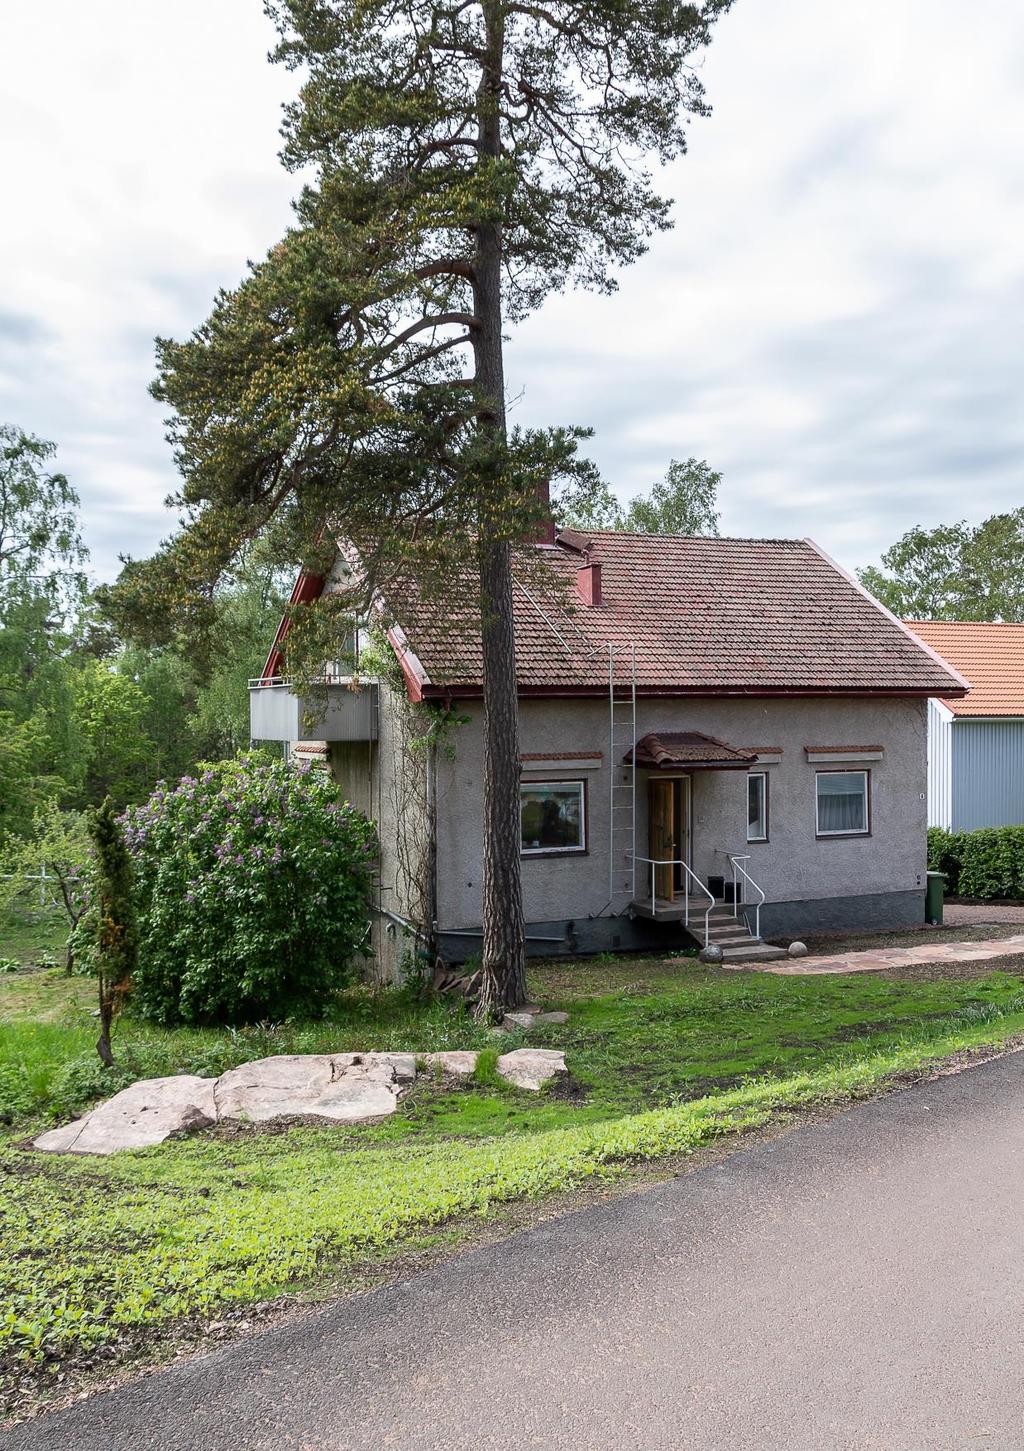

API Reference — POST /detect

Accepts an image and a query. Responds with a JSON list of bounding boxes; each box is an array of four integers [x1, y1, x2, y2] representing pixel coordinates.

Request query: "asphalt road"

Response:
[[10, 1051, 1024, 1451]]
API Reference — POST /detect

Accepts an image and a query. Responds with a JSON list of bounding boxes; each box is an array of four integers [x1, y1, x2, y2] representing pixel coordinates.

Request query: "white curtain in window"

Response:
[[817, 773, 867, 833], [747, 774, 766, 840]]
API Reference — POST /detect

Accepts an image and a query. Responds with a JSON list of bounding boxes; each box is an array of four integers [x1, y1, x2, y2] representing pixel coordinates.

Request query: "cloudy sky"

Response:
[[2, 0, 1022, 583]]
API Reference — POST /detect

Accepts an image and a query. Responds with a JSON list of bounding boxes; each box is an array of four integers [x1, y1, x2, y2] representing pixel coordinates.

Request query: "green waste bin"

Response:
[[925, 870, 946, 925]]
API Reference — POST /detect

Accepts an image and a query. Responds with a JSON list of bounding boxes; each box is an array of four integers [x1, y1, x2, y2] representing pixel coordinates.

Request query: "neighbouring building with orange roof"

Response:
[[905, 620, 1024, 832], [250, 530, 968, 975]]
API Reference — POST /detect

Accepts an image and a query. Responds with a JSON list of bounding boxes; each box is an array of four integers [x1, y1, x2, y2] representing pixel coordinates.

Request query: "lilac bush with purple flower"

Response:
[[122, 754, 377, 1024]]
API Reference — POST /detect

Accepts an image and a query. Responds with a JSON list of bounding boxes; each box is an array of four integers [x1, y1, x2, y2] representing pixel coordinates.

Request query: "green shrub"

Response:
[[927, 828, 967, 894], [123, 754, 377, 1025], [927, 825, 1024, 901]]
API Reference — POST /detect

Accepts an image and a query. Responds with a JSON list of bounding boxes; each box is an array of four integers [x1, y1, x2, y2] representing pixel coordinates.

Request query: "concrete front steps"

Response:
[[704, 905, 788, 964]]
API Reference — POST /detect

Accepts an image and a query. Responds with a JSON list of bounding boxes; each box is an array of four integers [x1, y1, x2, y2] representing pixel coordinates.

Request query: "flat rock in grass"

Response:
[[214, 1053, 409, 1123], [496, 1048, 567, 1091], [34, 1075, 217, 1156], [501, 1011, 537, 1031], [423, 1051, 479, 1077], [532, 1011, 569, 1026]]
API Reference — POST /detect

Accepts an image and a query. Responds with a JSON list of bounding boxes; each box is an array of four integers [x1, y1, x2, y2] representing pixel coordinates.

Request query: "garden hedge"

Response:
[[927, 825, 1024, 901]]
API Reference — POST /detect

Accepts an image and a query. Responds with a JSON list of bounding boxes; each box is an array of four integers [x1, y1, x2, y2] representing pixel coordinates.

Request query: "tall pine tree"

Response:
[[105, 0, 731, 1011]]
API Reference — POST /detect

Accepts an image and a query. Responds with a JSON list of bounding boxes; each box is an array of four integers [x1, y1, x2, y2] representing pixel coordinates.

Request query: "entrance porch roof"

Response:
[[625, 731, 757, 771]]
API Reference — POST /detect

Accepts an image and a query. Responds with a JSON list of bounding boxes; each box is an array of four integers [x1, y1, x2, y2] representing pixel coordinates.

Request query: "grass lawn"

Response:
[[5, 917, 1024, 1411], [0, 910, 67, 971]]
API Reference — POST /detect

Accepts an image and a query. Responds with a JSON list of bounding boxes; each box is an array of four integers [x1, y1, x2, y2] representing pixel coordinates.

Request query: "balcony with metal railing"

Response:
[[248, 676, 378, 743]]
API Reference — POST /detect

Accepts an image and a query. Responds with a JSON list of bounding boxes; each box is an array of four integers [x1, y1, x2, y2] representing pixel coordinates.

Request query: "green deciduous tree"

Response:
[[69, 659, 155, 810], [859, 508, 1024, 621], [0, 425, 87, 617], [0, 714, 50, 841], [102, 0, 731, 1012], [562, 457, 721, 534], [189, 551, 290, 759], [0, 427, 91, 825]]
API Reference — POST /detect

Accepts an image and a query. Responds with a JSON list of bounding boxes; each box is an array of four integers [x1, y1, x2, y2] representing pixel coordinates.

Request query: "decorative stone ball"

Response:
[[788, 940, 808, 958], [699, 944, 724, 964]]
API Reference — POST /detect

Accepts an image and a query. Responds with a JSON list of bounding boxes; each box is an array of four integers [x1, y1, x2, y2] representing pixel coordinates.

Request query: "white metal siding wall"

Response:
[[952, 721, 1024, 830], [926, 700, 953, 829]]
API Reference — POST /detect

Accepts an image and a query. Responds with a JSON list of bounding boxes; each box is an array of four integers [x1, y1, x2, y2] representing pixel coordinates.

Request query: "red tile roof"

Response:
[[904, 621, 1024, 716], [377, 533, 968, 700]]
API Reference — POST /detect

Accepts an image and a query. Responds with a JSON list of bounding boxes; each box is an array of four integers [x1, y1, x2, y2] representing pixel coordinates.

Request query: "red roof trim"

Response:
[[260, 570, 326, 682], [386, 625, 430, 704], [417, 683, 953, 701]]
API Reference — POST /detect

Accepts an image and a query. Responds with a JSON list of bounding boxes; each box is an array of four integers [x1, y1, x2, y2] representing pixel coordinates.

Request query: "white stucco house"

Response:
[[251, 529, 966, 975], [906, 620, 1024, 832]]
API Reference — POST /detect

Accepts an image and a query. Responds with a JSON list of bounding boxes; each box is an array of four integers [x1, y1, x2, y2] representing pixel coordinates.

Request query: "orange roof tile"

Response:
[[904, 621, 1024, 716], [374, 533, 967, 699]]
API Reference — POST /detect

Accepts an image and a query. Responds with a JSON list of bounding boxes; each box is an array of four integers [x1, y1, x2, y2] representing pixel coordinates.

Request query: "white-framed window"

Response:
[[520, 780, 586, 855], [815, 770, 870, 837], [747, 772, 768, 842]]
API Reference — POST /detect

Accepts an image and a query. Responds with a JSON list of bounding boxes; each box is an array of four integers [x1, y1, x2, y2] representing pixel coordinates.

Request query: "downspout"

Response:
[[426, 737, 438, 961]]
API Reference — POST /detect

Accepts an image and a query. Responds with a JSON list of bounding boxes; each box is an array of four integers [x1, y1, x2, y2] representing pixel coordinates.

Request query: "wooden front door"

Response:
[[648, 778, 675, 901], [673, 776, 691, 894]]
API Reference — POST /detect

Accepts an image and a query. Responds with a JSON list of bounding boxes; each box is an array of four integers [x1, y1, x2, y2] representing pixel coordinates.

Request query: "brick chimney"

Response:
[[576, 558, 602, 607]]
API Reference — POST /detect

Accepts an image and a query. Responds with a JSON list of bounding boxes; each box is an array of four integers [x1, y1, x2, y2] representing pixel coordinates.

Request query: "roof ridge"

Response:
[[906, 618, 1024, 628], [580, 529, 810, 545]]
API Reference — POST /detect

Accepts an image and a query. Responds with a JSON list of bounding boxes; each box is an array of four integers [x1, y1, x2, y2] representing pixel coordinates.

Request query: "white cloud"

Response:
[[1, 0, 1022, 582]]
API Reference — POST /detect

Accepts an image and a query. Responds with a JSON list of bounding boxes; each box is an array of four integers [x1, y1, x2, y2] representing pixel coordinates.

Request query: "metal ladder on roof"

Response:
[[608, 642, 637, 908]]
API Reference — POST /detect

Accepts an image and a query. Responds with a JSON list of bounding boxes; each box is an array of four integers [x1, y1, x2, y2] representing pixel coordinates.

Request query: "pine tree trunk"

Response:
[[473, 0, 527, 1014]]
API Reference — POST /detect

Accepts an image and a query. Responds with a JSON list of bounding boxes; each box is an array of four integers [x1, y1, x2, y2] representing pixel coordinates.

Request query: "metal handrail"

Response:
[[728, 854, 766, 940], [631, 856, 715, 948], [248, 674, 353, 688]]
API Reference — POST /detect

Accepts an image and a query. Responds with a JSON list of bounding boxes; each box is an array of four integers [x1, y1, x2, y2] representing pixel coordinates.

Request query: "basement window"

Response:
[[520, 781, 586, 855], [816, 770, 870, 837]]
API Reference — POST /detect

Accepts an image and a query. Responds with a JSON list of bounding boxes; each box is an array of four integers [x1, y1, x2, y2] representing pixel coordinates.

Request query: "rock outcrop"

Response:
[[33, 1046, 568, 1156]]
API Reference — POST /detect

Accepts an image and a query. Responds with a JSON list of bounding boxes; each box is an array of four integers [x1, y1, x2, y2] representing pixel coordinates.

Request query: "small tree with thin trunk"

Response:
[[89, 798, 138, 1067]]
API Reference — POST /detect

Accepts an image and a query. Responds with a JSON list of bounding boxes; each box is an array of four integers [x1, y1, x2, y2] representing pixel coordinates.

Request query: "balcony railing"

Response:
[[248, 676, 378, 743]]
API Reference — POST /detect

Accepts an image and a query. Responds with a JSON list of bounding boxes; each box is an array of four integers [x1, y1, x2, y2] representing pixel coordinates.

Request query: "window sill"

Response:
[[815, 831, 871, 840], [521, 848, 588, 859]]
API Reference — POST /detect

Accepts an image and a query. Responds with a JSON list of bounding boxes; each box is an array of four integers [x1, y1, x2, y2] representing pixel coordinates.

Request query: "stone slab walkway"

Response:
[[726, 934, 1024, 976]]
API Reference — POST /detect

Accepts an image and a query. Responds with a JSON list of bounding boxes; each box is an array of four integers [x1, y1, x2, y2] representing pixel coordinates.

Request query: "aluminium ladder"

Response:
[[607, 642, 637, 908]]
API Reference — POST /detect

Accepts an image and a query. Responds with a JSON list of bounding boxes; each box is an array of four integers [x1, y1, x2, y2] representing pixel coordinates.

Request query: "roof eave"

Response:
[[419, 682, 967, 700], [386, 624, 433, 703]]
